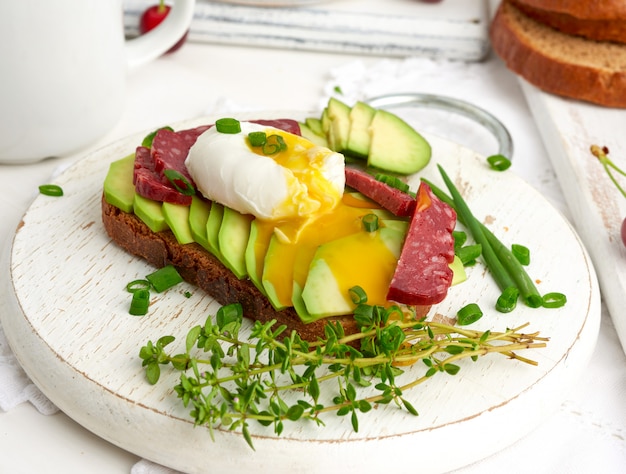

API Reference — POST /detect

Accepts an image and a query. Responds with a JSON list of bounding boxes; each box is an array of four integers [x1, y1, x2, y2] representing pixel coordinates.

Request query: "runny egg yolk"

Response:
[[249, 129, 344, 244]]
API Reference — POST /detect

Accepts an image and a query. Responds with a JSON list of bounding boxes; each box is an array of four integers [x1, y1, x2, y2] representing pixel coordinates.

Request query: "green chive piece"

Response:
[[262, 134, 287, 155], [215, 118, 241, 134], [486, 154, 512, 171], [126, 279, 151, 293], [496, 286, 520, 313], [511, 244, 530, 266], [453, 230, 467, 250], [248, 131, 267, 147], [456, 244, 482, 266], [349, 286, 368, 304], [146, 265, 183, 293], [163, 169, 195, 196], [375, 173, 410, 193], [457, 303, 483, 326], [542, 292, 567, 308], [39, 184, 63, 197], [129, 288, 150, 316], [362, 213, 379, 232]]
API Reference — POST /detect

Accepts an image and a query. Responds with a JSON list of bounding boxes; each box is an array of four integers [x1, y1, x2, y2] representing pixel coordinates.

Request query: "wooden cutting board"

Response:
[[1, 113, 600, 473], [124, 0, 490, 59], [520, 80, 626, 356]]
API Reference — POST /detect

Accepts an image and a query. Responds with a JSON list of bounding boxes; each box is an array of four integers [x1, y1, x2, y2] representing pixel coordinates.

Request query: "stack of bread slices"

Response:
[[490, 0, 626, 108]]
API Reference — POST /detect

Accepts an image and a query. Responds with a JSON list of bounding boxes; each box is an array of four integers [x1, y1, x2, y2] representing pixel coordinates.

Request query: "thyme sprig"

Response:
[[139, 303, 547, 450]]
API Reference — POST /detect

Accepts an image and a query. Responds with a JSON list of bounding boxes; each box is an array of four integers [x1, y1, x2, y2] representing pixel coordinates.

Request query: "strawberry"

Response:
[[139, 1, 189, 54]]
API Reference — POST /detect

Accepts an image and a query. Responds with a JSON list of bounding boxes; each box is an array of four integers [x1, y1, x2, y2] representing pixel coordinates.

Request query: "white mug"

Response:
[[0, 0, 196, 164]]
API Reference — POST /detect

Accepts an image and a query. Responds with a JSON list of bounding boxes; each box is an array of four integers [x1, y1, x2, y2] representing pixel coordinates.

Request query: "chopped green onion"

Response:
[[453, 230, 467, 250], [126, 279, 151, 293], [457, 303, 483, 326], [486, 154, 512, 171], [142, 126, 174, 148], [362, 213, 379, 232], [375, 173, 410, 193], [511, 244, 530, 266], [496, 286, 520, 313], [39, 184, 63, 197], [262, 134, 287, 155], [349, 286, 368, 304], [129, 288, 150, 316], [146, 265, 183, 293], [542, 292, 567, 308], [248, 131, 267, 147], [163, 169, 195, 196], [456, 244, 482, 266], [215, 118, 241, 134]]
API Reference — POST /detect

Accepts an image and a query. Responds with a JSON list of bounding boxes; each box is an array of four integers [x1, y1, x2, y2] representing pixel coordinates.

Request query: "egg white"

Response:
[[185, 122, 345, 222]]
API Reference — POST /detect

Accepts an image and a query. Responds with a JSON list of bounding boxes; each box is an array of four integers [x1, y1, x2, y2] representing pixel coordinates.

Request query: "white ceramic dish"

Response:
[[1, 113, 600, 473]]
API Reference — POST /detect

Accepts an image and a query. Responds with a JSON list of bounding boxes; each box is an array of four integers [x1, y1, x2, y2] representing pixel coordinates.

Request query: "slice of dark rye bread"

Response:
[[510, 0, 626, 43], [101, 196, 431, 341], [490, 1, 626, 108]]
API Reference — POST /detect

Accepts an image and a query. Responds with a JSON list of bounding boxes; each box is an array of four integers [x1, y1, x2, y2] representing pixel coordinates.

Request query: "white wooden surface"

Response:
[[521, 80, 626, 356], [124, 0, 490, 59], [1, 115, 600, 474]]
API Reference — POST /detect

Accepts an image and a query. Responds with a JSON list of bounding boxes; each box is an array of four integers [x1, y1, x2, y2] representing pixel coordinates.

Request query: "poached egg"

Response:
[[185, 122, 345, 243]]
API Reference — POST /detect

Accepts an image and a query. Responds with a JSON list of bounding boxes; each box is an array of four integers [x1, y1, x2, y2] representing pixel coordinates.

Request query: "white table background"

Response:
[[1, 1, 625, 472]]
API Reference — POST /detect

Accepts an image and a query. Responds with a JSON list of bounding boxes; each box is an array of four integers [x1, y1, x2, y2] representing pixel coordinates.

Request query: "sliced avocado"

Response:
[[300, 255, 351, 321], [218, 207, 253, 279], [206, 201, 224, 258], [244, 219, 273, 295], [189, 196, 211, 250], [162, 202, 194, 244], [261, 234, 297, 310], [380, 218, 409, 234], [346, 101, 376, 159], [305, 117, 324, 137], [301, 227, 405, 320], [326, 97, 352, 152], [368, 109, 432, 175], [103, 154, 135, 213], [299, 122, 329, 148], [321, 108, 335, 150], [450, 255, 467, 286], [134, 194, 168, 233]]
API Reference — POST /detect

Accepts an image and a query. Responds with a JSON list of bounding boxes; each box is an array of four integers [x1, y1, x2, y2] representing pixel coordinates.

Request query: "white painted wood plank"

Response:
[[520, 79, 626, 355], [123, 0, 489, 59]]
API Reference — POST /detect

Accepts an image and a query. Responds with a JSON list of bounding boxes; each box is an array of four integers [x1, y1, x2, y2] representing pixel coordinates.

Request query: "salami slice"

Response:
[[251, 119, 301, 136], [151, 128, 196, 182], [386, 182, 456, 306], [344, 166, 416, 217]]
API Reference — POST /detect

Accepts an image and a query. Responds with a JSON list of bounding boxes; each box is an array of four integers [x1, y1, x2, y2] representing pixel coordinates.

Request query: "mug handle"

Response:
[[125, 0, 196, 69]]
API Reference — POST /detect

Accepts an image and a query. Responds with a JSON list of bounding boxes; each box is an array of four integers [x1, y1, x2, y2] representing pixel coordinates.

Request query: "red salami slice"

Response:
[[151, 128, 195, 182], [386, 182, 456, 306], [251, 119, 301, 136], [344, 166, 416, 217]]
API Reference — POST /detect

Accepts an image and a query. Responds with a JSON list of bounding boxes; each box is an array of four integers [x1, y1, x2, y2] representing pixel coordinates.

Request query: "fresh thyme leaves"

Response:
[[139, 302, 547, 450]]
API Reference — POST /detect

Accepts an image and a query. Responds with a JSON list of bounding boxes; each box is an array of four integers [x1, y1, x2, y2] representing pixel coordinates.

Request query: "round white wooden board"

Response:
[[1, 114, 600, 473]]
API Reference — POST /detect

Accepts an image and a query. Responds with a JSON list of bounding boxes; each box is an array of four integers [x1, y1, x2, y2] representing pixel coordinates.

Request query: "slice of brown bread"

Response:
[[101, 196, 430, 341], [490, 1, 626, 108], [510, 0, 626, 43]]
